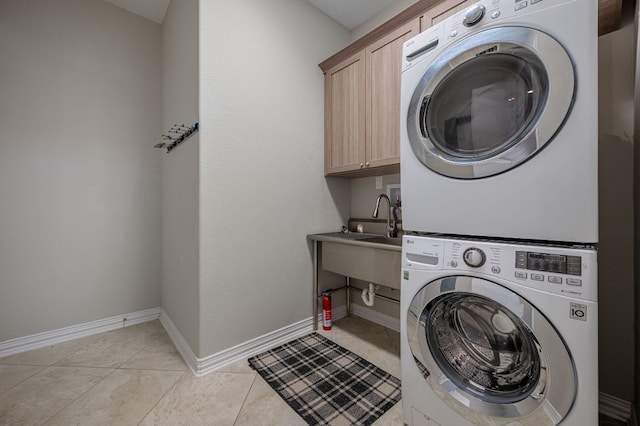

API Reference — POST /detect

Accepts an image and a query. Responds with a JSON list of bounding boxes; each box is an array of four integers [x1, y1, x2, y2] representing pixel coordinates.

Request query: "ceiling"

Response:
[[102, 0, 396, 30], [102, 0, 170, 24], [304, 0, 399, 30]]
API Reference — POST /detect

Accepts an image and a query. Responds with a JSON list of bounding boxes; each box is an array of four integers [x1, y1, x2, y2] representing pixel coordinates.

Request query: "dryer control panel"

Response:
[[402, 235, 597, 302], [402, 0, 575, 71]]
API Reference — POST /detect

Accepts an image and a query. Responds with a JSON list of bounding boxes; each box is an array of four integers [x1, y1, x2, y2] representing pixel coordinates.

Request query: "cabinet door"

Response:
[[420, 0, 478, 30], [324, 51, 366, 175], [365, 19, 420, 169]]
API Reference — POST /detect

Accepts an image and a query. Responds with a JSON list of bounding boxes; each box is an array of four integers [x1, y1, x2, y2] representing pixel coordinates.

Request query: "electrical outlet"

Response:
[[375, 176, 383, 189]]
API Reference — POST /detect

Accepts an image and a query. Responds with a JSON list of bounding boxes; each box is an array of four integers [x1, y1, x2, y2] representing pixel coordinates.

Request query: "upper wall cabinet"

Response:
[[598, 0, 623, 35], [322, 19, 419, 177], [324, 51, 366, 175], [366, 20, 420, 172]]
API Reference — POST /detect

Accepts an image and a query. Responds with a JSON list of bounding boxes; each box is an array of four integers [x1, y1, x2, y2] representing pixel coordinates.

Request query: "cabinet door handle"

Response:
[[360, 163, 364, 168], [366, 162, 370, 167]]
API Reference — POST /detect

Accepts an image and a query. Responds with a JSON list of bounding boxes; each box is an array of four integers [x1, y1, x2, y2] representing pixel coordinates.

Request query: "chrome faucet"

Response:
[[372, 194, 397, 238]]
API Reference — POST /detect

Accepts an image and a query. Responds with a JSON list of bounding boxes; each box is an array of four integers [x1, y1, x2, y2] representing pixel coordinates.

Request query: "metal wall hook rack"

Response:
[[154, 122, 199, 153]]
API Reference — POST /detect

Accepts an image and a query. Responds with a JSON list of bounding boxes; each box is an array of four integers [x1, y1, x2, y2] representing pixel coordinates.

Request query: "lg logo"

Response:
[[570, 303, 587, 321]]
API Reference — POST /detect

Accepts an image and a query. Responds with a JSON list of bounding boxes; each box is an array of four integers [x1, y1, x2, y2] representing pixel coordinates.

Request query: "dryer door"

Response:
[[407, 275, 576, 424], [406, 26, 574, 179]]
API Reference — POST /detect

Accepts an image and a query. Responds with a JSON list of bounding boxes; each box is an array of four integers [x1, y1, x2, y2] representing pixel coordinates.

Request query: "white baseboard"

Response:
[[161, 304, 352, 377], [0, 303, 397, 377], [0, 308, 161, 359], [158, 309, 199, 375], [600, 392, 634, 424], [349, 304, 400, 332], [196, 317, 314, 376], [160, 308, 317, 377]]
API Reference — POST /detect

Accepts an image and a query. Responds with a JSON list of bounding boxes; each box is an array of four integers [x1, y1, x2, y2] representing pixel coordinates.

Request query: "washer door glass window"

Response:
[[406, 276, 576, 423], [406, 27, 574, 179], [426, 293, 541, 404]]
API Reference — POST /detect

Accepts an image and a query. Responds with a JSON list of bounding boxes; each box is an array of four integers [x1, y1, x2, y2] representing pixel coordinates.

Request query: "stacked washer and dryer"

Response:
[[399, 0, 598, 425]]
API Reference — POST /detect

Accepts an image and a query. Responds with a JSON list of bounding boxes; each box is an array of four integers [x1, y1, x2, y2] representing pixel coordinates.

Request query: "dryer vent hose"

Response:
[[361, 283, 378, 307]]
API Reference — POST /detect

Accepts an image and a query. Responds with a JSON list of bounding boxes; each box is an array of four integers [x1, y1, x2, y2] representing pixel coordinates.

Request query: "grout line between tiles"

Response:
[[232, 372, 259, 426], [117, 366, 188, 372], [0, 361, 52, 367], [39, 366, 118, 426], [135, 369, 189, 426], [0, 365, 45, 398], [0, 335, 98, 369], [112, 334, 162, 370]]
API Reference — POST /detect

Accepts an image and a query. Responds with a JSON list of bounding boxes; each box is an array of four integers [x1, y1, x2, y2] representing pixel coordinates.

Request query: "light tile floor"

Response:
[[0, 317, 403, 425]]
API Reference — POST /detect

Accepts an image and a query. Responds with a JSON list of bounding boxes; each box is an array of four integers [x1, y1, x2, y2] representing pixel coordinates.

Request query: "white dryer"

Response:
[[401, 234, 598, 425], [400, 0, 598, 243]]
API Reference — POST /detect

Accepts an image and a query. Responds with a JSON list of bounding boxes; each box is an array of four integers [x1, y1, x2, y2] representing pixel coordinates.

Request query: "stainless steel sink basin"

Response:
[[308, 232, 402, 289], [315, 232, 402, 246], [358, 235, 402, 246]]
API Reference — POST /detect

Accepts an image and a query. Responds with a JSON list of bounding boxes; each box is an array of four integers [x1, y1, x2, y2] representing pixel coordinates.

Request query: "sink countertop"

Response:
[[307, 232, 402, 251]]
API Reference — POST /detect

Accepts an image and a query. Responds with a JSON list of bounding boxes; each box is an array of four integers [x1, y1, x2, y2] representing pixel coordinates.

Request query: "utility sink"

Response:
[[314, 232, 402, 246], [358, 235, 402, 246], [308, 232, 402, 290]]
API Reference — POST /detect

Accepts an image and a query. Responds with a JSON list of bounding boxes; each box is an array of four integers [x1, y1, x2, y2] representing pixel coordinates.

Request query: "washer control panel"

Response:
[[402, 235, 597, 302]]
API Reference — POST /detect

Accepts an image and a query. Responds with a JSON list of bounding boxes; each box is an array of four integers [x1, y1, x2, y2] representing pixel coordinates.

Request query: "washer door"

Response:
[[406, 26, 574, 179], [407, 275, 576, 424]]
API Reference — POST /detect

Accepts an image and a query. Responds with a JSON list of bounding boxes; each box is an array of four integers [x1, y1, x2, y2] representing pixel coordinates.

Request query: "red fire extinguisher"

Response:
[[322, 293, 332, 331]]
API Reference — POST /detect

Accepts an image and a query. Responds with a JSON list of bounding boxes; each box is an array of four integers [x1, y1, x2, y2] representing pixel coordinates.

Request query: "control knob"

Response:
[[463, 248, 486, 267], [463, 4, 486, 26]]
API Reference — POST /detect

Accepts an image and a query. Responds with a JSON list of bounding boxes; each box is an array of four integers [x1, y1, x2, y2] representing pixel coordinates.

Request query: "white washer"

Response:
[[401, 234, 598, 425], [400, 0, 598, 243]]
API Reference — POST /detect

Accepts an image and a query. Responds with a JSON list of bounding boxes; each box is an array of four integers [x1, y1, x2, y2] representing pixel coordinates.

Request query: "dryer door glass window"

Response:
[[405, 27, 574, 179], [425, 293, 541, 403], [423, 54, 545, 160]]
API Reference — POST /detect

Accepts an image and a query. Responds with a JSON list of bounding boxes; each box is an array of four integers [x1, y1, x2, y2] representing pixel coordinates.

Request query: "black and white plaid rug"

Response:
[[248, 333, 401, 426]]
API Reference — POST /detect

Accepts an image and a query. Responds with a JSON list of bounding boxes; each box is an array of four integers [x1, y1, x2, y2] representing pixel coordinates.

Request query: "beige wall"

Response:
[[0, 0, 162, 341], [351, 174, 401, 219], [198, 0, 350, 357], [161, 0, 200, 354], [598, 11, 636, 401]]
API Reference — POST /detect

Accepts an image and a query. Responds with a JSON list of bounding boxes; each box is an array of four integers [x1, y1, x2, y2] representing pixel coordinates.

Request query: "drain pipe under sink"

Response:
[[361, 283, 378, 307]]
